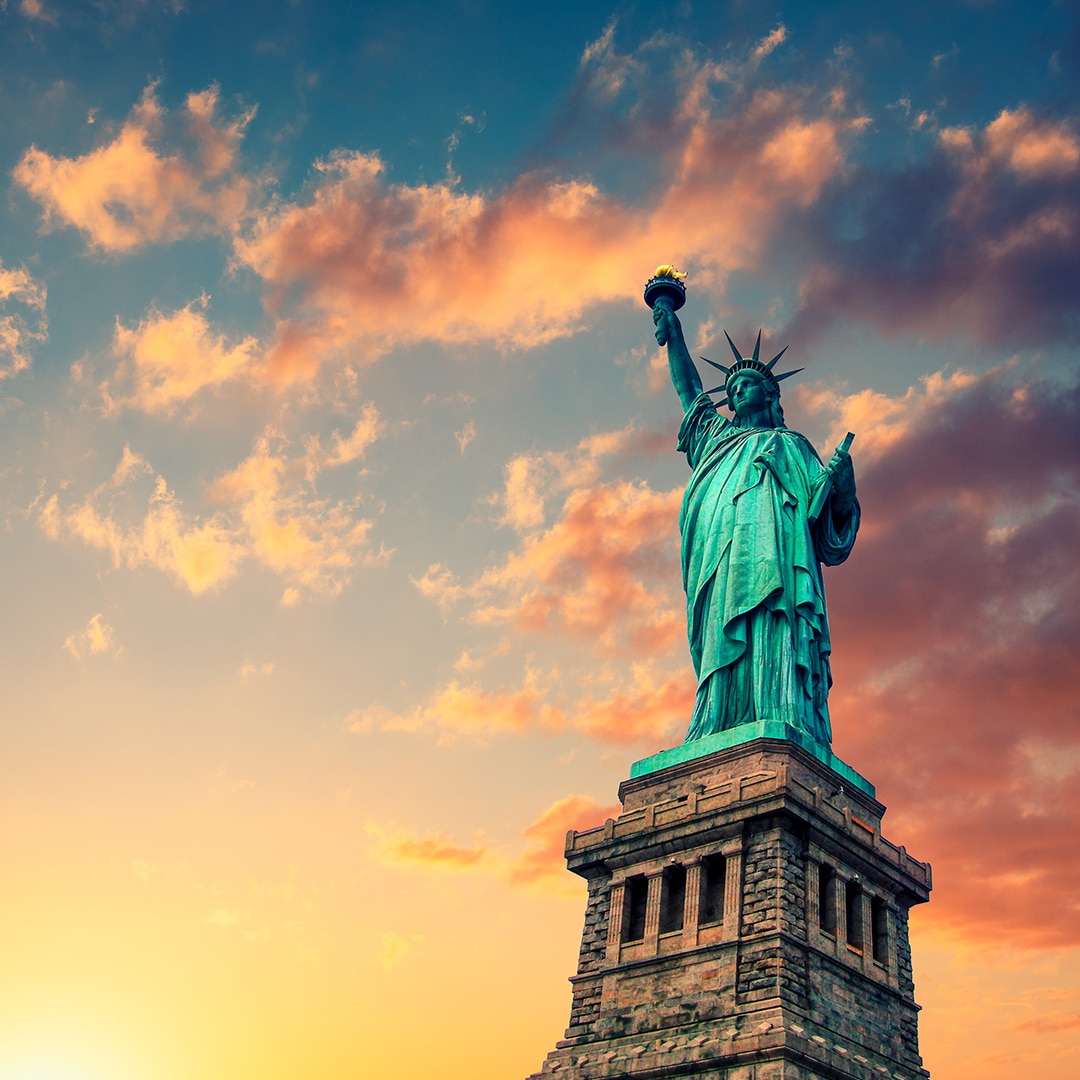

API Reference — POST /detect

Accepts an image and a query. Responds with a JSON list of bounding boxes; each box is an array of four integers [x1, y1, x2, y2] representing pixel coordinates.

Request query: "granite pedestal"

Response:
[[527, 737, 932, 1080]]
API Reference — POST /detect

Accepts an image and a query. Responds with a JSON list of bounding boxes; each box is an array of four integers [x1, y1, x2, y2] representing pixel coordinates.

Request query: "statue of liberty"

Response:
[[648, 270, 858, 750]]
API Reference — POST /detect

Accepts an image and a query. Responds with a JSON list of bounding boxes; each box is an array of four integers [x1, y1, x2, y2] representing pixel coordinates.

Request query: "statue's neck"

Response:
[[731, 408, 776, 430]]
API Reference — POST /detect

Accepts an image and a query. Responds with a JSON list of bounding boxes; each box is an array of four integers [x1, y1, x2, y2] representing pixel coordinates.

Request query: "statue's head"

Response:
[[727, 367, 785, 427], [701, 330, 803, 428]]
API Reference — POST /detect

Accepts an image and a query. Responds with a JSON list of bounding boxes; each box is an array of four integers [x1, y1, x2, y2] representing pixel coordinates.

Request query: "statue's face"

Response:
[[728, 372, 771, 418]]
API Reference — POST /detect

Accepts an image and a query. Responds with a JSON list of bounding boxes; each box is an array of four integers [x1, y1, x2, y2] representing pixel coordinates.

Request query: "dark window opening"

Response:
[[660, 865, 686, 934], [818, 863, 837, 935], [845, 880, 864, 948], [623, 876, 648, 942], [871, 897, 888, 963], [700, 854, 725, 926]]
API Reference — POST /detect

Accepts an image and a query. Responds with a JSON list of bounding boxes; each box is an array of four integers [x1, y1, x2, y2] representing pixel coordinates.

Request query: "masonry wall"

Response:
[[528, 740, 932, 1080]]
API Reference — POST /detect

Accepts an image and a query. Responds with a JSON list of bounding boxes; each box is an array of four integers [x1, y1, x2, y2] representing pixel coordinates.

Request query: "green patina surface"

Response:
[[651, 298, 862, 760], [629, 722, 875, 798]]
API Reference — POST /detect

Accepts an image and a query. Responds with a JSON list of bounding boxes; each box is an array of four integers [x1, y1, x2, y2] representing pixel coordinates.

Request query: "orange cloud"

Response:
[[353, 673, 558, 742], [365, 822, 491, 873], [944, 108, 1080, 189], [417, 476, 683, 657], [0, 259, 47, 378], [355, 659, 690, 747], [14, 83, 255, 252], [378, 931, 424, 971], [37, 458, 242, 595], [413, 423, 683, 660], [19, 0, 55, 23], [228, 36, 864, 381], [106, 296, 262, 414], [796, 367, 983, 462], [366, 795, 618, 896], [37, 422, 386, 600], [509, 794, 621, 887], [63, 613, 119, 660], [1010, 1011, 1080, 1035]]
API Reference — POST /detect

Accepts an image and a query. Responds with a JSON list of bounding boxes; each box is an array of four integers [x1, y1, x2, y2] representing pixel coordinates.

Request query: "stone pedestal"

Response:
[[527, 738, 932, 1080]]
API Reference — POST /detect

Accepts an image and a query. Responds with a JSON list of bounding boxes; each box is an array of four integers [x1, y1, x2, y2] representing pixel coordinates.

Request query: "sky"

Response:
[[1, 1, 1078, 1078]]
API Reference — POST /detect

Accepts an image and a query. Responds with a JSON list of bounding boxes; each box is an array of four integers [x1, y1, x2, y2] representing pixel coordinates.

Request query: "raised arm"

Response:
[[654, 304, 702, 413]]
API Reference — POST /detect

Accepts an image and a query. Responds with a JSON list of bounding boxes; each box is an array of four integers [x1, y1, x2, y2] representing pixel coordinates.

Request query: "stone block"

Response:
[[527, 738, 931, 1080]]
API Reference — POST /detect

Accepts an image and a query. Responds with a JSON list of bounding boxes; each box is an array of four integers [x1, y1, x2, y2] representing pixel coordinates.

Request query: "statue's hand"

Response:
[[653, 304, 678, 347], [831, 451, 856, 517]]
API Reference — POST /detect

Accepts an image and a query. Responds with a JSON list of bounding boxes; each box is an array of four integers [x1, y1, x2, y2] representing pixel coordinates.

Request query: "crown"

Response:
[[701, 330, 803, 408]]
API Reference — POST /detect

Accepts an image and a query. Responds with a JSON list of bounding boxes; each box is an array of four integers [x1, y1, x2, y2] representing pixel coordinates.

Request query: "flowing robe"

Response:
[[677, 392, 859, 746]]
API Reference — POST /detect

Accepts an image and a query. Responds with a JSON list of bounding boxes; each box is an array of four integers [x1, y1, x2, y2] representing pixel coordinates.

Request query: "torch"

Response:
[[643, 265, 687, 346]]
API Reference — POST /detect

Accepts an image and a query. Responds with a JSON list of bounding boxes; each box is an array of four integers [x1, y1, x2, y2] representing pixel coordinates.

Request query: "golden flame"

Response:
[[653, 264, 687, 281]]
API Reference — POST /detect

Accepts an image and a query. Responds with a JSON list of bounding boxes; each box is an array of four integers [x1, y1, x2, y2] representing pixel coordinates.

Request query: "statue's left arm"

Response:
[[815, 449, 859, 566], [829, 450, 856, 521]]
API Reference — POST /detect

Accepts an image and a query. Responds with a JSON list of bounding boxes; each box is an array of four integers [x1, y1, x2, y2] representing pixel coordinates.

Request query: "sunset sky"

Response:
[[1, 2, 1079, 1078]]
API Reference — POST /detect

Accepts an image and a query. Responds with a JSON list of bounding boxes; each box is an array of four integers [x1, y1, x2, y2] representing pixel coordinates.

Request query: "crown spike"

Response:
[[700, 356, 731, 374], [723, 331, 743, 364], [752, 330, 762, 362], [765, 345, 789, 371], [774, 367, 804, 383]]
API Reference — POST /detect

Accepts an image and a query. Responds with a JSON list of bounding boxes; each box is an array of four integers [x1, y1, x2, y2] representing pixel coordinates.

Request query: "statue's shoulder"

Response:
[[677, 392, 727, 457], [776, 426, 825, 465]]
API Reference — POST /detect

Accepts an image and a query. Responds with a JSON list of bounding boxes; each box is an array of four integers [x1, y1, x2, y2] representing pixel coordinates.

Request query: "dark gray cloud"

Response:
[[784, 109, 1080, 348]]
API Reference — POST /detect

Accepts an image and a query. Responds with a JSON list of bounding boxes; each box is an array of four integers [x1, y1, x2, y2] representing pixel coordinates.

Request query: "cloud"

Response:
[[37, 456, 242, 595], [807, 362, 1080, 947], [423, 478, 682, 657], [19, 0, 56, 23], [355, 660, 690, 746], [1009, 1011, 1080, 1035], [106, 296, 262, 414], [367, 795, 618, 897], [354, 672, 559, 742], [454, 419, 476, 453], [238, 660, 273, 681], [14, 83, 255, 252], [796, 368, 982, 462], [300, 402, 383, 475], [206, 907, 243, 927], [36, 422, 386, 600], [753, 25, 788, 62], [378, 931, 423, 971], [205, 426, 387, 600], [206, 906, 270, 943], [415, 424, 682, 657], [229, 35, 865, 381], [0, 259, 47, 378], [787, 107, 1080, 347], [63, 612, 119, 660], [365, 822, 492, 872], [508, 794, 621, 888]]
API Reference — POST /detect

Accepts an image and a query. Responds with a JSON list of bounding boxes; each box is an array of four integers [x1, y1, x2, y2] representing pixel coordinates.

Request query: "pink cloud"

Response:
[[14, 84, 255, 252], [815, 364, 1080, 947]]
